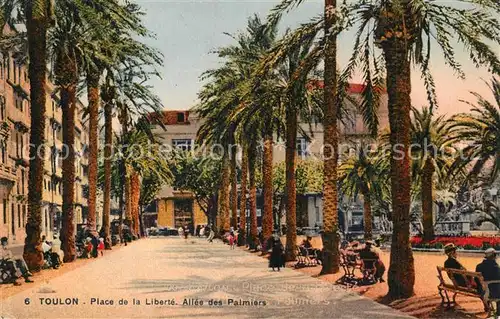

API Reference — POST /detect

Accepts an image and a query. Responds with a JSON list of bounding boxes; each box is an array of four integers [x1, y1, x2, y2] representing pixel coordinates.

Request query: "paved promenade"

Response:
[[1, 237, 413, 319]]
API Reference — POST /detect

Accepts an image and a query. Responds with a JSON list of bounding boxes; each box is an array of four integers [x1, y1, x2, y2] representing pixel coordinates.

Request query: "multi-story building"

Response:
[[0, 24, 90, 245], [152, 111, 208, 229], [150, 84, 389, 231]]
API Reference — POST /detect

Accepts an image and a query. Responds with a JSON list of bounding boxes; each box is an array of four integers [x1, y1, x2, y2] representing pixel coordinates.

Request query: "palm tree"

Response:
[[410, 107, 455, 241], [23, 0, 55, 270], [0, 0, 56, 271], [449, 78, 500, 185], [339, 147, 390, 240]]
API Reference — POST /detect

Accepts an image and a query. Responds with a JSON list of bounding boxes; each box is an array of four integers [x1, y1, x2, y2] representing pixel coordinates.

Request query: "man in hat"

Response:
[[443, 243, 468, 287], [475, 248, 500, 313]]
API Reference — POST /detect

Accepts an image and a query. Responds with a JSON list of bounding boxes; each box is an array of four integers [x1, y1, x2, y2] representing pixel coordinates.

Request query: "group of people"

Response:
[[81, 235, 105, 258], [443, 243, 500, 312], [341, 239, 386, 283]]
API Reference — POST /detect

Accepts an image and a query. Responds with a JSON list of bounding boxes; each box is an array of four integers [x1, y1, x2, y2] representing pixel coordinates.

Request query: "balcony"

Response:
[[0, 163, 17, 183]]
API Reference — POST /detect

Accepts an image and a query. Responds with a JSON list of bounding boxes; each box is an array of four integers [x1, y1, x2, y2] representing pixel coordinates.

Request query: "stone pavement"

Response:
[[0, 237, 414, 319]]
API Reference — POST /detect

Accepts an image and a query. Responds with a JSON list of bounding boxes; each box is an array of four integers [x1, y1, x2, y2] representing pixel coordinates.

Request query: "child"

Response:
[[228, 232, 235, 249], [84, 238, 93, 259], [98, 238, 105, 256]]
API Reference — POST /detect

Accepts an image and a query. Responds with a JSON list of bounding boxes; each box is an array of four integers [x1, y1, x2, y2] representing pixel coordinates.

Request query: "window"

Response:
[[22, 205, 26, 227], [14, 92, 23, 111], [315, 206, 320, 223], [177, 112, 185, 123], [2, 199, 6, 224], [0, 55, 4, 79], [6, 56, 10, 80], [13, 61, 17, 83], [172, 139, 192, 151], [20, 132, 24, 158], [45, 209, 48, 229], [0, 95, 6, 120], [21, 170, 25, 195], [296, 137, 309, 158], [44, 179, 47, 190], [11, 203, 14, 234], [344, 113, 356, 134], [17, 204, 20, 228], [0, 142, 5, 164]]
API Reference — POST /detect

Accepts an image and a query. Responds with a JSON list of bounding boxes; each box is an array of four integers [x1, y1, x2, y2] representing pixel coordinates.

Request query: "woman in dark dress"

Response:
[[269, 237, 284, 271]]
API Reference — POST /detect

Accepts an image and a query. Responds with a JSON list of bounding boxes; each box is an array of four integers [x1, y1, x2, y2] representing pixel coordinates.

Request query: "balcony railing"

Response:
[[0, 162, 17, 182]]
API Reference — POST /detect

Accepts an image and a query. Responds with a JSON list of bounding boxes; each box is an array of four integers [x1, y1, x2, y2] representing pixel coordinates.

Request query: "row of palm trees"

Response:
[[196, 0, 499, 299], [0, 0, 166, 270]]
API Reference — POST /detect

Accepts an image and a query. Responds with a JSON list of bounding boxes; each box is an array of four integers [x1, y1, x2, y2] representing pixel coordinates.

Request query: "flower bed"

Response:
[[411, 236, 500, 251]]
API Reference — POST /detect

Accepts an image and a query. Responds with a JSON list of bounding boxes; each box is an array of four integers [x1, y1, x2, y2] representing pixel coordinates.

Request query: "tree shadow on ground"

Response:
[[375, 294, 487, 319]]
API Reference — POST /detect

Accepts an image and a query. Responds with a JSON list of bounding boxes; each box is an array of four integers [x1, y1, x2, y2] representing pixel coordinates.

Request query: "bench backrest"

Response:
[[436, 266, 488, 295]]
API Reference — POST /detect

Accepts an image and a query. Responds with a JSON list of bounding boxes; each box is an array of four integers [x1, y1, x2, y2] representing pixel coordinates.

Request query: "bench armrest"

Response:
[[485, 280, 500, 284]]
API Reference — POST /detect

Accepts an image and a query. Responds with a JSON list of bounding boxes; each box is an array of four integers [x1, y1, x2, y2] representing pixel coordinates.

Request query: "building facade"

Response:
[[152, 111, 208, 229], [0, 24, 90, 245]]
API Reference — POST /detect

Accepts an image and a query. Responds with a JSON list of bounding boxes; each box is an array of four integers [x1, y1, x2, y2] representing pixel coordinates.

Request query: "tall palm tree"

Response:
[[339, 147, 390, 240], [50, 1, 82, 262], [410, 107, 455, 241], [23, 0, 55, 270], [449, 78, 500, 185]]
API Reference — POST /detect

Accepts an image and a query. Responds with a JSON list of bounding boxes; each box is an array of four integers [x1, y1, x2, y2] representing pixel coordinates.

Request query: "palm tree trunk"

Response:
[[239, 146, 248, 246], [362, 192, 373, 240], [422, 157, 435, 241], [230, 140, 238, 230], [102, 91, 112, 249], [321, 0, 340, 275], [60, 83, 77, 263], [248, 144, 258, 248], [130, 171, 141, 238], [23, 4, 50, 271], [262, 120, 274, 248], [219, 152, 230, 233], [118, 105, 128, 241], [125, 173, 133, 236], [382, 24, 416, 298], [86, 68, 100, 237], [285, 107, 297, 261]]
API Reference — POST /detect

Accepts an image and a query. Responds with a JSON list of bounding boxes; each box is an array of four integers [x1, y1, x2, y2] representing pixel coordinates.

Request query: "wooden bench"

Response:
[[437, 266, 500, 318]]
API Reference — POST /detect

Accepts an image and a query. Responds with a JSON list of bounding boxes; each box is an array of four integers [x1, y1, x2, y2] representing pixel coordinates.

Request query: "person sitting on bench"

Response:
[[475, 248, 500, 314], [1, 237, 34, 285], [359, 240, 385, 283], [444, 243, 470, 287]]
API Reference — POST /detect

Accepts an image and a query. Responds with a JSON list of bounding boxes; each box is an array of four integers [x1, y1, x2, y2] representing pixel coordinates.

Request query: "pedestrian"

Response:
[[269, 237, 284, 271], [183, 225, 189, 241], [228, 232, 236, 249], [207, 227, 215, 243], [91, 234, 99, 258], [98, 238, 105, 256]]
